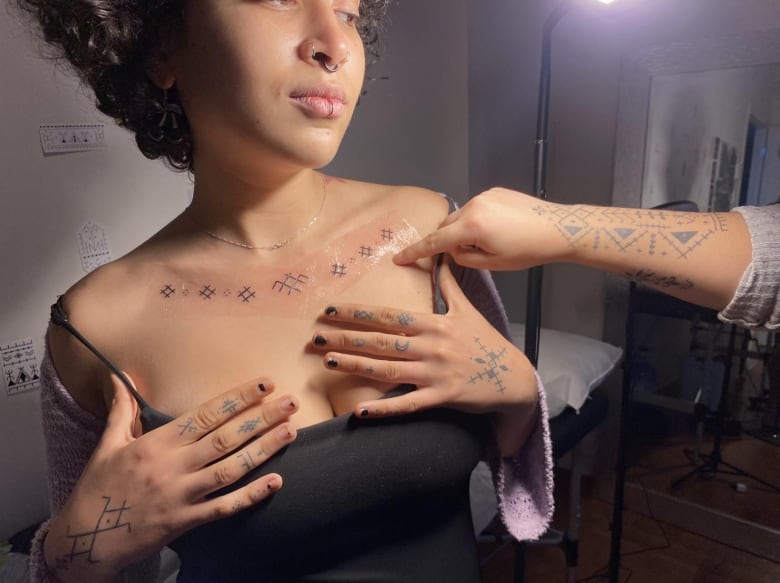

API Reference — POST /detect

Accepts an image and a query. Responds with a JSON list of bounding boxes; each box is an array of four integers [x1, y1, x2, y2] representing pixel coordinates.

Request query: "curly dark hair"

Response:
[[16, 0, 392, 172]]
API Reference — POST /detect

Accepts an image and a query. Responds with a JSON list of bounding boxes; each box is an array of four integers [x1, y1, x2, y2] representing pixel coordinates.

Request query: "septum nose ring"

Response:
[[312, 43, 350, 73]]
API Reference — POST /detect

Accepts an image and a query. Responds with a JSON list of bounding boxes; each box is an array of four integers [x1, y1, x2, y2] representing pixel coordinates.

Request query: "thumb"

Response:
[[102, 373, 141, 446], [436, 260, 469, 314]]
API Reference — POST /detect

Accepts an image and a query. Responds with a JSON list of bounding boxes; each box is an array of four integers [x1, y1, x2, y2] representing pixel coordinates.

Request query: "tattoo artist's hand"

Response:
[[311, 263, 538, 420], [394, 188, 568, 271], [44, 376, 297, 583]]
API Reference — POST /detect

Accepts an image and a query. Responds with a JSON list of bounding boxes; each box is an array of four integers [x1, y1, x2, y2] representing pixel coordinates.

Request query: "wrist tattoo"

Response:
[[57, 497, 132, 570]]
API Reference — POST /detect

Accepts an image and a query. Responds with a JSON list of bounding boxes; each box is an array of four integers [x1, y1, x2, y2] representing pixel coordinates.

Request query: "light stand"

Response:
[[523, 1, 624, 582]]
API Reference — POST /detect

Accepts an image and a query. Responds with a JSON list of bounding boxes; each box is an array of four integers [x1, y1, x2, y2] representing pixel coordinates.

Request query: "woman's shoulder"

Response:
[[48, 256, 149, 418], [333, 178, 451, 236]]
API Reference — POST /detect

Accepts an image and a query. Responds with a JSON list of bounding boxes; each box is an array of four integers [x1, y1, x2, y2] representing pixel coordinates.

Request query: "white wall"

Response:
[[0, 1, 470, 539]]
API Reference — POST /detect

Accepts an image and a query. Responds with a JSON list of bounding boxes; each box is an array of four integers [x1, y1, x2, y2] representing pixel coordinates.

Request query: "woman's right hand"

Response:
[[43, 374, 298, 583]]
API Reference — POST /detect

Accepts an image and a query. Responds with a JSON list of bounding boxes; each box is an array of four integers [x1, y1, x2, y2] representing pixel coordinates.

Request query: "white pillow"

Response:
[[507, 322, 623, 418]]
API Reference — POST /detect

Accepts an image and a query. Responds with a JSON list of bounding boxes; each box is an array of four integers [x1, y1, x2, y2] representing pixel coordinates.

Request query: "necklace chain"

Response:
[[203, 176, 327, 251]]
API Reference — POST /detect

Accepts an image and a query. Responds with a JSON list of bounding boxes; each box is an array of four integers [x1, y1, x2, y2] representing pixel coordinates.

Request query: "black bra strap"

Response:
[[50, 297, 158, 432]]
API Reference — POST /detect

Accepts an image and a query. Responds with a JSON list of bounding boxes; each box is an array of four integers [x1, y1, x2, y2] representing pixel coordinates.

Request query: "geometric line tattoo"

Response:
[[468, 337, 510, 394], [177, 417, 199, 437], [199, 285, 217, 300], [61, 496, 132, 566], [272, 273, 309, 296], [238, 286, 256, 303]]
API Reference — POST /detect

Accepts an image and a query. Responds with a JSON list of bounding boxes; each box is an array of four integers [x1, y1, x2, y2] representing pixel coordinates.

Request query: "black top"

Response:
[[50, 252, 489, 582]]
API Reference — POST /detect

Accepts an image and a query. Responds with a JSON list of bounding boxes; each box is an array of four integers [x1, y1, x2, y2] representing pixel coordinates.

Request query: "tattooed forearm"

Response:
[[627, 270, 694, 290], [534, 204, 730, 259]]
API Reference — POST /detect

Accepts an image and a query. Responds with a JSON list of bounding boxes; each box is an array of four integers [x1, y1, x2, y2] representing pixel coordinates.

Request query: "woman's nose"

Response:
[[299, 7, 352, 72]]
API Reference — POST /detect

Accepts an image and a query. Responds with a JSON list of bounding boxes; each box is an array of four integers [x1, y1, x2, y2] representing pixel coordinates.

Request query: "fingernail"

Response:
[[258, 383, 267, 392], [325, 306, 338, 316], [313, 334, 327, 346], [277, 425, 293, 439], [360, 408, 369, 417], [267, 477, 281, 490], [282, 398, 297, 412], [327, 357, 339, 369]]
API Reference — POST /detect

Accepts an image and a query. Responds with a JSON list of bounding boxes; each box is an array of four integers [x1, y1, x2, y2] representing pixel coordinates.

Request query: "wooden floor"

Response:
[[479, 428, 780, 583]]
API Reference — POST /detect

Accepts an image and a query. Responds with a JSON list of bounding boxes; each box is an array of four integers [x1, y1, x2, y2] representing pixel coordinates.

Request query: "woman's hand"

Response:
[[312, 263, 537, 419], [393, 188, 568, 270], [44, 376, 298, 583]]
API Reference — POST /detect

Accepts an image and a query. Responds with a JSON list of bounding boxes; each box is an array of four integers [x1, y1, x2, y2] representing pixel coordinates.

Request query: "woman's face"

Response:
[[169, 0, 366, 173]]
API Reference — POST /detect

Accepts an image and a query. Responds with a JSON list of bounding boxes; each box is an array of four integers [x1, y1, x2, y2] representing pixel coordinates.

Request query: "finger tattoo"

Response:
[[178, 417, 199, 436], [398, 313, 415, 327], [238, 451, 256, 471], [354, 310, 374, 321], [238, 418, 262, 434], [395, 339, 411, 352]]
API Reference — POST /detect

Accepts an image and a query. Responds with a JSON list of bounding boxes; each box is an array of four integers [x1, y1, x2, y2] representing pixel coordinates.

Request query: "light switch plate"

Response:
[[40, 123, 107, 154]]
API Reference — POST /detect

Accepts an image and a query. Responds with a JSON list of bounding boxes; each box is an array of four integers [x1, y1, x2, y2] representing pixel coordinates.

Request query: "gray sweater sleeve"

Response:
[[718, 205, 780, 330]]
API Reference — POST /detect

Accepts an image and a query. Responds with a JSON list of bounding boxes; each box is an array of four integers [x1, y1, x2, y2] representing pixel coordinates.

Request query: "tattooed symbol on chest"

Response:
[[272, 273, 309, 296], [468, 337, 510, 394], [155, 223, 410, 308], [238, 286, 256, 303]]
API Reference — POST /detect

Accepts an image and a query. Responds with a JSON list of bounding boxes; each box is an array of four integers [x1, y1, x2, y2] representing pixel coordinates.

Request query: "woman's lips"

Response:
[[290, 88, 346, 119]]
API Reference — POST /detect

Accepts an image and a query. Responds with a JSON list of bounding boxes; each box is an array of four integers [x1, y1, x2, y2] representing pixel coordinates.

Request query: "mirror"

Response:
[[606, 26, 780, 561], [611, 27, 780, 210], [642, 64, 780, 210]]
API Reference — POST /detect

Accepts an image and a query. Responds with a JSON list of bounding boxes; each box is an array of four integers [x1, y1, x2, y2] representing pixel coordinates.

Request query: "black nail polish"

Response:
[[325, 306, 338, 316], [360, 408, 369, 417], [258, 383, 267, 392], [314, 335, 327, 346], [327, 358, 339, 368]]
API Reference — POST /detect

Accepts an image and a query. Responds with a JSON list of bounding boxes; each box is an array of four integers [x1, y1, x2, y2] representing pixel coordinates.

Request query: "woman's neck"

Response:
[[184, 165, 327, 251]]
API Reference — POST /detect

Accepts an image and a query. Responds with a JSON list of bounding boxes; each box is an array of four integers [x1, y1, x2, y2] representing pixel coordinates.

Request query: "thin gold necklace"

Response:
[[203, 176, 327, 251]]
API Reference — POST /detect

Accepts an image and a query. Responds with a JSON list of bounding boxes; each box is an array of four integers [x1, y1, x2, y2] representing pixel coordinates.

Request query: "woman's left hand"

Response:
[[311, 263, 538, 420]]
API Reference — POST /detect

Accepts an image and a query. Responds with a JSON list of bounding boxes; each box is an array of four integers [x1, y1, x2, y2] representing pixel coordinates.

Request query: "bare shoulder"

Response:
[[48, 257, 148, 419], [332, 178, 451, 236]]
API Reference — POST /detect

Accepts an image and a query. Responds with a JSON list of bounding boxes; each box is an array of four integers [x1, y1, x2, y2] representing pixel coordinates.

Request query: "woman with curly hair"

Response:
[[18, 2, 553, 581]]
